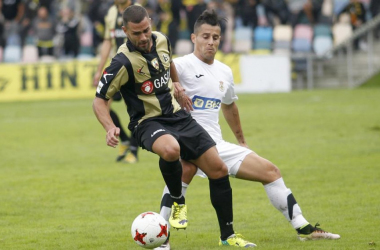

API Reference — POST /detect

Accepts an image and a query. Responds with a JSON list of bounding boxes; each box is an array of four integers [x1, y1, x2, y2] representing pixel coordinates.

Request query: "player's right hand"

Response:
[[173, 81, 193, 112], [106, 127, 120, 148]]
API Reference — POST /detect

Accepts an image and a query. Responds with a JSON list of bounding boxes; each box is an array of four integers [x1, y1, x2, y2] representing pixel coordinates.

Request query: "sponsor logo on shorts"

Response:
[[151, 129, 165, 137]]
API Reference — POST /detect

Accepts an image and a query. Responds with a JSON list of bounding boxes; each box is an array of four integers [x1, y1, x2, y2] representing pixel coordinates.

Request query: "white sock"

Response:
[[159, 186, 171, 222], [159, 182, 189, 223], [181, 181, 189, 196], [264, 178, 308, 229]]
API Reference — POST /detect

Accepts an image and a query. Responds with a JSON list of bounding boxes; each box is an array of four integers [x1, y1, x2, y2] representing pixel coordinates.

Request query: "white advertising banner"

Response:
[[235, 55, 291, 93]]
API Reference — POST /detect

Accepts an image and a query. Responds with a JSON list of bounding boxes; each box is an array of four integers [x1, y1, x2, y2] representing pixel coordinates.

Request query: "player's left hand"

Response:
[[173, 81, 193, 111]]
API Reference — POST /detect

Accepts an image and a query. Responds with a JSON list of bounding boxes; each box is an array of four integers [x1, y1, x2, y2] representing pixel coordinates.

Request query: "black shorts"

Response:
[[133, 110, 216, 161]]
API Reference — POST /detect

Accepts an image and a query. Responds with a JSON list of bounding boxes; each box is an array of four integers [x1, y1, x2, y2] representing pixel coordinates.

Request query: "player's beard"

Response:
[[135, 38, 152, 53]]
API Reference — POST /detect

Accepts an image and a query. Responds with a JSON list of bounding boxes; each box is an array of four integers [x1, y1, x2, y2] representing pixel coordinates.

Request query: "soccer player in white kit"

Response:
[[154, 9, 340, 250]]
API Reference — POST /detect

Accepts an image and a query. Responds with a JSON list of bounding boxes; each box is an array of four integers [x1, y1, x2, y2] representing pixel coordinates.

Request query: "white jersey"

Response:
[[174, 53, 238, 144]]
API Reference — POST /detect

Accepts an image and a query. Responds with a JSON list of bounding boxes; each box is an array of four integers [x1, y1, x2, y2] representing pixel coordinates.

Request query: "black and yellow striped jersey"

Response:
[[104, 5, 127, 55], [96, 31, 181, 131]]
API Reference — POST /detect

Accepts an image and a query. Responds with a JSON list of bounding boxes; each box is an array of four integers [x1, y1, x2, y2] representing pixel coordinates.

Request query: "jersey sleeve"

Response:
[[173, 57, 185, 79], [222, 68, 238, 105], [95, 55, 129, 100]]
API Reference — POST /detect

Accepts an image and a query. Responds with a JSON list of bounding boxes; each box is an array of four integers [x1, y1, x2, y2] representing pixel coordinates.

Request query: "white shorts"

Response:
[[195, 140, 253, 178]]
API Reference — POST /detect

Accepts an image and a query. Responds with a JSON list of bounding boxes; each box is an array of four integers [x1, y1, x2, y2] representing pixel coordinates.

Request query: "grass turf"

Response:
[[0, 88, 379, 249]]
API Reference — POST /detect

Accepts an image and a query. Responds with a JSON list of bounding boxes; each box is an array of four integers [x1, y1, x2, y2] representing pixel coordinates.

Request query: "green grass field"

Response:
[[1, 87, 379, 250]]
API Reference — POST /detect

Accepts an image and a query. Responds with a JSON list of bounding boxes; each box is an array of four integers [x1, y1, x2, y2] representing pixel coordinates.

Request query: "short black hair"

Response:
[[193, 9, 226, 34], [122, 5, 149, 26]]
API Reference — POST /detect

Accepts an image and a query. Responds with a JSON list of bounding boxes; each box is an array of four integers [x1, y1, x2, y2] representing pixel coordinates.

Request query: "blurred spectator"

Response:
[[169, 0, 184, 48], [1, 0, 25, 47], [339, 0, 366, 28], [31, 5, 56, 57], [1, 0, 25, 22], [288, 0, 324, 26], [155, 0, 183, 49], [339, 0, 366, 49], [183, 0, 207, 32], [229, 0, 245, 24], [207, 0, 232, 51], [303, 0, 324, 25], [87, 0, 113, 55], [170, 0, 184, 25], [20, 0, 41, 46], [240, 0, 258, 28], [56, 5, 83, 57], [0, 1, 4, 47], [370, 0, 380, 38], [261, 0, 290, 26], [370, 0, 380, 18]]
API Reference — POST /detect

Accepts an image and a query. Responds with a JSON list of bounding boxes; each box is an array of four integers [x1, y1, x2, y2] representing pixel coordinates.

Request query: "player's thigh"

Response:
[[190, 146, 228, 179], [235, 153, 281, 184], [177, 117, 215, 161], [216, 141, 253, 177], [135, 121, 173, 153]]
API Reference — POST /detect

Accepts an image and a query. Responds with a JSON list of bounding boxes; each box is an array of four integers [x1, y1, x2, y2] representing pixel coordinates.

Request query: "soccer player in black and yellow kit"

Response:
[[92, 5, 255, 247], [93, 0, 138, 163]]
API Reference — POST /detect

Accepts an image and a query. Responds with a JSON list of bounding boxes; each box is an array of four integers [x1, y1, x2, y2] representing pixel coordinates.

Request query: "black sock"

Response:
[[110, 109, 129, 142], [159, 158, 185, 204], [130, 136, 139, 157], [160, 192, 173, 210], [209, 175, 234, 240]]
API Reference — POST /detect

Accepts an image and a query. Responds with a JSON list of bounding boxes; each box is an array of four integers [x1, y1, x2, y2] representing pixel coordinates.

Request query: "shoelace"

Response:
[[172, 204, 183, 219]]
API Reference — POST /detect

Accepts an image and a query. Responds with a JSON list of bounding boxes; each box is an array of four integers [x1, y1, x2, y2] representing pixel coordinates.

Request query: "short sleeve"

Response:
[[96, 55, 129, 100], [222, 70, 238, 105]]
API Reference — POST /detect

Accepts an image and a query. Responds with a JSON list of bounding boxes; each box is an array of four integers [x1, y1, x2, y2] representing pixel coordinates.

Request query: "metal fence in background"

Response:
[[292, 14, 380, 90]]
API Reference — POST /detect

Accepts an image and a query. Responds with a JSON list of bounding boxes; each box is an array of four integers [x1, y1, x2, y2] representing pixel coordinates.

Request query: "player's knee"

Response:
[[160, 145, 181, 162], [268, 162, 282, 180], [209, 162, 228, 178]]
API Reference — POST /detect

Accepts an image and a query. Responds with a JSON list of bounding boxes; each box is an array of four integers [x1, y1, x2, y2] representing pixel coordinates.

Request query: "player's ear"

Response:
[[191, 33, 196, 44], [122, 26, 127, 34]]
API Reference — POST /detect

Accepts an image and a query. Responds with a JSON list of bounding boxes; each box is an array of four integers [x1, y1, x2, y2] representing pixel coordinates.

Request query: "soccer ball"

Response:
[[131, 211, 169, 249]]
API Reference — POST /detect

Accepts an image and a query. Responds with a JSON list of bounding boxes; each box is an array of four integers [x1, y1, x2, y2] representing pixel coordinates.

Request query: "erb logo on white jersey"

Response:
[[192, 95, 221, 110]]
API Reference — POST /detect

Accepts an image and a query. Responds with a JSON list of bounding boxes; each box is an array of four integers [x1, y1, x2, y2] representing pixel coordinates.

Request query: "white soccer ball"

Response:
[[131, 211, 169, 249]]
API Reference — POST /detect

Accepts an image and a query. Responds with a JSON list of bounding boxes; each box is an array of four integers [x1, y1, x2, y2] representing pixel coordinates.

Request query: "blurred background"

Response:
[[0, 0, 380, 95]]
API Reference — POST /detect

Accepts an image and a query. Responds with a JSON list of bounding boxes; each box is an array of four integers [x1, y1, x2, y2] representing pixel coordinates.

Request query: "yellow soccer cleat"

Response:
[[219, 234, 256, 247], [116, 143, 129, 162], [123, 152, 138, 164], [169, 202, 187, 229]]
